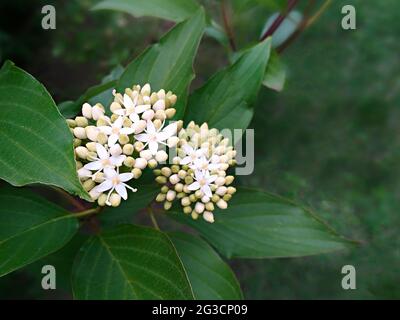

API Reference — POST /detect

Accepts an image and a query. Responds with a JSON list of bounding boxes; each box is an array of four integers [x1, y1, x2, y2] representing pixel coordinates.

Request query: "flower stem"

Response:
[[147, 206, 160, 230], [72, 207, 101, 219], [221, 0, 237, 51]]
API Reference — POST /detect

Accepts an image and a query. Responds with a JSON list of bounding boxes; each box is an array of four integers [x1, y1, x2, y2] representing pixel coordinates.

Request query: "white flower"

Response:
[[190, 155, 220, 172], [99, 116, 134, 147], [83, 143, 126, 174], [113, 93, 151, 120], [94, 167, 137, 205], [179, 144, 207, 166], [135, 120, 177, 155], [188, 170, 217, 198]]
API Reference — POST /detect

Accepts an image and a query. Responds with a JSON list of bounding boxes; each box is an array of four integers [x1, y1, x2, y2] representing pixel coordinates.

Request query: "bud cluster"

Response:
[[68, 83, 179, 207], [154, 121, 237, 223]]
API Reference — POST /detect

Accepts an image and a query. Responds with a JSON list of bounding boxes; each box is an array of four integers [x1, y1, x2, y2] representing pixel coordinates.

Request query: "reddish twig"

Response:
[[221, 0, 237, 51], [260, 0, 299, 41]]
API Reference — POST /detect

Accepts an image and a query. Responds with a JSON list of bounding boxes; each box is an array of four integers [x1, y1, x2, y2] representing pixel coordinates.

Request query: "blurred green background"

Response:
[[1, 0, 399, 299]]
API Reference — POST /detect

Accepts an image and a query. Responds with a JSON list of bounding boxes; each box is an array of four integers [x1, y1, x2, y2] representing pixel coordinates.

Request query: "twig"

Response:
[[260, 0, 299, 41], [52, 186, 87, 211], [277, 0, 332, 53], [147, 206, 160, 230], [220, 0, 237, 51], [72, 207, 101, 219]]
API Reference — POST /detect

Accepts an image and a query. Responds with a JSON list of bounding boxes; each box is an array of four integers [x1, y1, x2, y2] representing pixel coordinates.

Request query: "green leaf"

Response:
[[185, 38, 272, 131], [92, 0, 201, 22], [0, 186, 79, 277], [168, 232, 243, 300], [99, 184, 158, 228], [117, 9, 206, 120], [0, 61, 90, 200], [72, 224, 194, 299], [172, 188, 354, 259], [263, 50, 286, 92]]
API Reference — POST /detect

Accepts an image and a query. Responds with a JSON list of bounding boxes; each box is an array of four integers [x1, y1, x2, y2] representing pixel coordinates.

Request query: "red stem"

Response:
[[260, 0, 299, 41]]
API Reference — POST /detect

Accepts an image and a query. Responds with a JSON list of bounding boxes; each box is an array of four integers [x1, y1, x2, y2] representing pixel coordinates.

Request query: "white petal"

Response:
[[104, 167, 117, 179], [182, 144, 193, 155], [194, 170, 204, 181], [110, 155, 126, 166], [96, 180, 113, 193], [113, 116, 124, 128], [119, 172, 134, 182], [188, 181, 200, 191], [108, 134, 119, 147], [78, 168, 92, 177], [99, 126, 112, 135], [180, 156, 191, 165], [202, 185, 212, 198], [120, 127, 135, 135], [149, 141, 159, 155], [83, 160, 103, 171], [113, 108, 126, 116], [135, 104, 151, 114], [146, 120, 156, 134], [115, 183, 128, 200], [161, 122, 177, 137], [208, 175, 218, 183], [134, 133, 149, 143], [96, 143, 109, 160], [123, 94, 135, 108], [129, 113, 140, 123]]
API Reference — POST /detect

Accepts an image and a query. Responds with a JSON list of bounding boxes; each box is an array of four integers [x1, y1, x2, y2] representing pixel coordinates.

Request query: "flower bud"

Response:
[[118, 134, 130, 145], [148, 159, 158, 169], [83, 179, 95, 192], [156, 193, 166, 202], [73, 127, 87, 139], [76, 161, 83, 170], [75, 146, 89, 159], [165, 108, 176, 119], [142, 109, 155, 121], [141, 83, 151, 96], [194, 202, 205, 214], [77, 168, 91, 180], [227, 186, 236, 195], [201, 195, 210, 203], [225, 175, 234, 185], [216, 186, 227, 196], [134, 120, 147, 134], [183, 206, 192, 215], [86, 126, 99, 142], [161, 185, 169, 193], [98, 194, 107, 206], [153, 99, 165, 111], [134, 141, 144, 152], [82, 103, 92, 119], [97, 132, 108, 145], [174, 183, 184, 193], [166, 190, 176, 202], [181, 197, 191, 207], [164, 201, 172, 210], [131, 168, 142, 179], [211, 194, 220, 203], [155, 150, 168, 163], [205, 202, 214, 211], [150, 92, 158, 104], [169, 174, 180, 185], [73, 138, 81, 147], [86, 142, 97, 152], [153, 119, 162, 130], [155, 109, 166, 120], [124, 156, 135, 168], [97, 117, 108, 127], [123, 144, 134, 155], [191, 212, 199, 220], [157, 89, 166, 99], [168, 94, 177, 106], [123, 118, 132, 127], [140, 149, 153, 160], [203, 211, 214, 223], [134, 158, 147, 169], [109, 193, 121, 207], [223, 194, 232, 201], [67, 119, 77, 128], [93, 172, 105, 183], [75, 116, 88, 128], [216, 199, 228, 209], [156, 176, 167, 184], [161, 167, 172, 177], [110, 144, 122, 156]]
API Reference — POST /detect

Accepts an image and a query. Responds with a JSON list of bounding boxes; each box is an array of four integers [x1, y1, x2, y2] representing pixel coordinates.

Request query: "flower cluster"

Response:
[[154, 121, 237, 223], [68, 83, 179, 207]]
